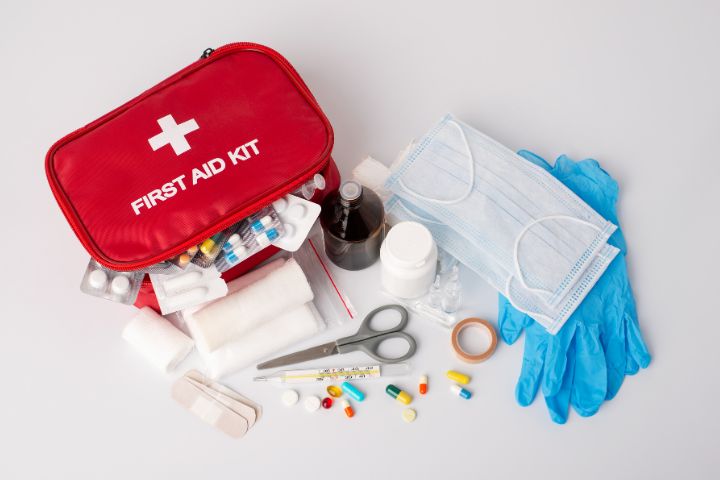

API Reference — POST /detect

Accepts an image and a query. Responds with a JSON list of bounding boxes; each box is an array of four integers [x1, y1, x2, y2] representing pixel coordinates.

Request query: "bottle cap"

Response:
[[339, 181, 362, 202], [383, 221, 435, 268]]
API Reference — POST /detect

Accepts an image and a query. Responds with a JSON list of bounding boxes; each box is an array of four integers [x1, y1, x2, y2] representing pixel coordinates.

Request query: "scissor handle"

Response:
[[349, 331, 417, 363], [336, 304, 416, 363], [357, 304, 409, 337]]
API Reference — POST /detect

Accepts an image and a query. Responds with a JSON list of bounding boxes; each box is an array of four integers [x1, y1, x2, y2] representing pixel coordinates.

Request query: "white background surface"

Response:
[[1, 1, 719, 478]]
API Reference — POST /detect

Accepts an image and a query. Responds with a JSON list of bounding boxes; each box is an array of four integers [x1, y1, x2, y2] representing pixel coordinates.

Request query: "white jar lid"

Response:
[[384, 221, 435, 268]]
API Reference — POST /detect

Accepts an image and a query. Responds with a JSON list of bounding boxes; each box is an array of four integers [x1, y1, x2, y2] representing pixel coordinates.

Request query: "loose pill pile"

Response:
[[280, 368, 477, 423]]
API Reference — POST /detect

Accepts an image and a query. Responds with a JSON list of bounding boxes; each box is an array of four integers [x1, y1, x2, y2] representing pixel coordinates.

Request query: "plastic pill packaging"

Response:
[[80, 259, 144, 305]]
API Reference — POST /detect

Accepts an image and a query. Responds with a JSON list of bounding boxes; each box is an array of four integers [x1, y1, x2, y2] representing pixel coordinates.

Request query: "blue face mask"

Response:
[[384, 115, 619, 334]]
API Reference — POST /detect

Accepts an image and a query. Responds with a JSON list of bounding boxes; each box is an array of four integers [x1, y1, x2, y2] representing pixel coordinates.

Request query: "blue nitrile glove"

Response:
[[499, 151, 651, 424]]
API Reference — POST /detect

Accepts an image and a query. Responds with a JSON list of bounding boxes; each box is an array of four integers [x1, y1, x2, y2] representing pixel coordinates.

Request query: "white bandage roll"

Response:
[[191, 258, 314, 352], [202, 303, 324, 379], [122, 307, 194, 372]]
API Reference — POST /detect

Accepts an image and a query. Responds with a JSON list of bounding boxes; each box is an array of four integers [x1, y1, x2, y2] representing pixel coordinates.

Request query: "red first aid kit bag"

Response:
[[45, 43, 340, 309]]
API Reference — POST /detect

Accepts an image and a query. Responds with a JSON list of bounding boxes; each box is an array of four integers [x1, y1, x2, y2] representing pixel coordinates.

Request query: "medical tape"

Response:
[[450, 317, 497, 363]]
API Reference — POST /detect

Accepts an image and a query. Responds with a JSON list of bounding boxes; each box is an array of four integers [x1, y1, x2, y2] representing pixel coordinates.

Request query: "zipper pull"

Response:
[[200, 48, 215, 59]]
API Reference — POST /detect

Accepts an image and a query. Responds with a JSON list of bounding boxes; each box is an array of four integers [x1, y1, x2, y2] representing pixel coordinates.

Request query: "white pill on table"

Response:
[[304, 395, 321, 412], [111, 275, 131, 295], [87, 269, 108, 289], [402, 408, 417, 423], [282, 389, 299, 407]]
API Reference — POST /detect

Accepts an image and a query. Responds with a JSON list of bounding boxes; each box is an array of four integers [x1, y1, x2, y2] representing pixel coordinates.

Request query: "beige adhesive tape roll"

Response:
[[451, 317, 498, 363]]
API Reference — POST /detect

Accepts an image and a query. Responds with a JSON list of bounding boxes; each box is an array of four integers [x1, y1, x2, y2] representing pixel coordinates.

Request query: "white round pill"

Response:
[[282, 389, 299, 407], [111, 275, 131, 295], [272, 197, 289, 213], [288, 203, 307, 219], [87, 269, 108, 289], [402, 408, 417, 423], [304, 395, 321, 412]]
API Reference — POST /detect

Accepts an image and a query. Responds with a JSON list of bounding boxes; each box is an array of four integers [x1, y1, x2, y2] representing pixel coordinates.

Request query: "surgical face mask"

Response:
[[385, 196, 617, 333], [384, 115, 619, 333]]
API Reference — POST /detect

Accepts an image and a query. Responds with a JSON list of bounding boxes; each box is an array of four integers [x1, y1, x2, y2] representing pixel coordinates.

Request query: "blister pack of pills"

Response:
[[215, 206, 285, 273], [139, 261, 183, 275], [80, 259, 144, 305], [169, 245, 200, 269], [150, 264, 228, 315], [192, 229, 235, 268], [271, 194, 322, 252]]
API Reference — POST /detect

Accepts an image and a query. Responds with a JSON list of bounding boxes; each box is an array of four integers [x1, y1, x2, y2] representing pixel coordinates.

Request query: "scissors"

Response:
[[256, 304, 416, 370]]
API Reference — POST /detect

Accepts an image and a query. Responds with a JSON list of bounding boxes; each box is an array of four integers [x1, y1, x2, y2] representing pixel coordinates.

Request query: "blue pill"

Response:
[[341, 382, 366, 402]]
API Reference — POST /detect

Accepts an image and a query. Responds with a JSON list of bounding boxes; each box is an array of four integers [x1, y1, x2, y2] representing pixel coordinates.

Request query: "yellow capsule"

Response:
[[446, 370, 471, 385], [199, 238, 216, 255], [386, 384, 413, 405], [396, 391, 412, 405], [327, 385, 343, 398]]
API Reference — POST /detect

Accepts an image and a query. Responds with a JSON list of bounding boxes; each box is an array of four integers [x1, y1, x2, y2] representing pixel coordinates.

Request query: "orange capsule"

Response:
[[419, 375, 428, 395], [342, 399, 355, 418]]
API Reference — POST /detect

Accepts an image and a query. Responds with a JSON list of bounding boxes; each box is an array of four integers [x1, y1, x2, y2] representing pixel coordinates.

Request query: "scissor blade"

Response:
[[256, 341, 339, 370]]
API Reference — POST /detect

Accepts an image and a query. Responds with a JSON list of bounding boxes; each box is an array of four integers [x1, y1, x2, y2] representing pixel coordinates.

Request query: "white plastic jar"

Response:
[[380, 221, 438, 299]]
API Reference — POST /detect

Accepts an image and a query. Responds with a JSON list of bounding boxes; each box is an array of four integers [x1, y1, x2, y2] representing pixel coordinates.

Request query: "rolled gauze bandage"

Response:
[[122, 307, 194, 372], [202, 302, 325, 379], [192, 258, 314, 352], [181, 258, 286, 335]]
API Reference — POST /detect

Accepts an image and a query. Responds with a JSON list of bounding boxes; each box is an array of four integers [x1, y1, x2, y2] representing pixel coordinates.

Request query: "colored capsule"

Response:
[[223, 234, 241, 252], [446, 370, 471, 385], [177, 253, 191, 266], [226, 245, 248, 263], [256, 228, 279, 247], [450, 384, 472, 399], [321, 397, 333, 409], [327, 385, 342, 398], [199, 236, 219, 255], [419, 375, 428, 395], [250, 216, 273, 233], [386, 384, 413, 405], [341, 382, 365, 402], [342, 399, 354, 418]]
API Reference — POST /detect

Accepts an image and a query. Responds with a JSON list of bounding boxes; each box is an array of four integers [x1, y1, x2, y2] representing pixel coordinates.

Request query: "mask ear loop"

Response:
[[510, 215, 603, 298], [502, 281, 560, 332], [397, 120, 475, 205], [393, 198, 558, 334]]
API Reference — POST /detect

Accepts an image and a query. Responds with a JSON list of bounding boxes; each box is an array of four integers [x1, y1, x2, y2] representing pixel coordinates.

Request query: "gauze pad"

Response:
[[201, 302, 325, 379], [122, 307, 194, 372], [191, 258, 314, 352]]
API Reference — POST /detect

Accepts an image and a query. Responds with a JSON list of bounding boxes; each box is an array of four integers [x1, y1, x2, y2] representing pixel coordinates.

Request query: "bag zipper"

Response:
[[46, 43, 333, 271]]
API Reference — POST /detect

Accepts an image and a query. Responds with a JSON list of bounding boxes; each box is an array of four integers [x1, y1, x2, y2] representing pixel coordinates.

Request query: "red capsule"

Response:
[[321, 397, 333, 409]]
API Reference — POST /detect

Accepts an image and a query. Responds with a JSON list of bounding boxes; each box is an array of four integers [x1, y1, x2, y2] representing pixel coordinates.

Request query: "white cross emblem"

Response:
[[147, 114, 199, 155]]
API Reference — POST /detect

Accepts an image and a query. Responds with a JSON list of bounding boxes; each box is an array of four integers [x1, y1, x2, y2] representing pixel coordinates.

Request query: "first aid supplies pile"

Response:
[[44, 42, 650, 435]]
